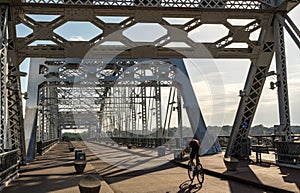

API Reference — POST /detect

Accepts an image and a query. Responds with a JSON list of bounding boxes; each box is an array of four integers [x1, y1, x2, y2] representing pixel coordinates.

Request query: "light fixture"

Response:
[[22, 92, 29, 100], [270, 81, 280, 90]]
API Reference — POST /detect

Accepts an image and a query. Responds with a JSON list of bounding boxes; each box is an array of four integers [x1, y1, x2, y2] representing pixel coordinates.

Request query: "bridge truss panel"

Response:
[[0, 4, 26, 164], [9, 1, 299, 60]]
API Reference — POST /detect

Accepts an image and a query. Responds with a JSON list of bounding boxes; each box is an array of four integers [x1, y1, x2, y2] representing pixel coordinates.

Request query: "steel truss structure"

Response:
[[30, 58, 213, 159], [0, 4, 26, 164], [0, 0, 298, 163]]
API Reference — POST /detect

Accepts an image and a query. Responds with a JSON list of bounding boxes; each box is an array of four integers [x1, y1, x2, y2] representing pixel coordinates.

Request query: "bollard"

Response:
[[74, 151, 86, 173], [69, 146, 75, 152], [157, 146, 166, 157], [78, 175, 101, 193], [69, 142, 75, 152], [127, 144, 132, 149]]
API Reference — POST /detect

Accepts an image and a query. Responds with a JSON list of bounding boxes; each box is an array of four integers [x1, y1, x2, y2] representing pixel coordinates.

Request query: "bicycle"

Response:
[[187, 160, 204, 184]]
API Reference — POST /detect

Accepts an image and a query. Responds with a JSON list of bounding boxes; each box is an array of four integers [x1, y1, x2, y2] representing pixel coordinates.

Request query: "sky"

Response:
[[19, 5, 300, 127]]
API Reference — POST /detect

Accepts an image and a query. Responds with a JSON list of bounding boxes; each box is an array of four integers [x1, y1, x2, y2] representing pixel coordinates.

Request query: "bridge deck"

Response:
[[2, 141, 300, 193]]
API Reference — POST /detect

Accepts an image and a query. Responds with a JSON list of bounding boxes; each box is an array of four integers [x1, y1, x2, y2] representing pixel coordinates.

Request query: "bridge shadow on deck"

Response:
[[4, 141, 300, 193], [174, 153, 299, 193], [280, 166, 300, 190], [221, 159, 297, 193], [224, 160, 274, 193], [100, 161, 178, 184], [86, 141, 179, 184], [2, 142, 87, 193]]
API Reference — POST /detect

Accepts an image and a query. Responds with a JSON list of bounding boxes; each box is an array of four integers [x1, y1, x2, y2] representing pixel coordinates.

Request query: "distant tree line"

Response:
[[62, 125, 300, 140], [208, 124, 300, 136], [62, 132, 88, 141]]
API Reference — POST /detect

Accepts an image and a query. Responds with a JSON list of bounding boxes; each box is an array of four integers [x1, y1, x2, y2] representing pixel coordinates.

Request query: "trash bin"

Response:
[[75, 149, 83, 160], [157, 146, 165, 157], [76, 152, 86, 161], [74, 151, 86, 173], [37, 141, 43, 155], [241, 137, 251, 157]]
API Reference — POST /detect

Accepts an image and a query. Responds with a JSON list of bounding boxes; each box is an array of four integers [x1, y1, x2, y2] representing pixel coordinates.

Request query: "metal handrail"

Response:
[[0, 149, 19, 183], [36, 138, 59, 155]]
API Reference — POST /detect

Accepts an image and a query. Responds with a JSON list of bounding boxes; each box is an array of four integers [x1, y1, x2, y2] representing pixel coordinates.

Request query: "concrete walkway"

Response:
[[2, 142, 114, 193], [2, 141, 300, 193], [85, 141, 300, 193], [176, 152, 300, 193]]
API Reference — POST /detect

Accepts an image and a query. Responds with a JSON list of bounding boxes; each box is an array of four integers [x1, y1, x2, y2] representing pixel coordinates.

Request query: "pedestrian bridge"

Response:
[[0, 0, 300, 192]]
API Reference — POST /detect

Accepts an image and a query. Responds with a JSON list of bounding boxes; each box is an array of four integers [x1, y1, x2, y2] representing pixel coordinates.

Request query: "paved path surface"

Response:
[[85, 141, 273, 193], [2, 142, 114, 193], [85, 141, 300, 193], [2, 141, 300, 193]]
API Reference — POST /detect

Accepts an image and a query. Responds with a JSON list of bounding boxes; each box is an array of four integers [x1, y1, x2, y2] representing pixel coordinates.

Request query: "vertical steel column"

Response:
[[155, 85, 162, 138], [131, 89, 136, 134], [0, 5, 8, 152], [177, 89, 183, 149], [97, 87, 111, 138], [37, 89, 44, 143], [6, 63, 24, 150], [274, 14, 292, 142], [124, 88, 129, 138], [5, 3, 26, 163], [45, 87, 50, 141], [141, 86, 147, 135], [49, 86, 59, 140], [97, 110, 103, 138]]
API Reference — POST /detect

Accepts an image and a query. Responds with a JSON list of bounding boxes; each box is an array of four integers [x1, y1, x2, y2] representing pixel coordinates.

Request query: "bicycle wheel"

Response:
[[196, 163, 204, 184], [187, 161, 195, 182]]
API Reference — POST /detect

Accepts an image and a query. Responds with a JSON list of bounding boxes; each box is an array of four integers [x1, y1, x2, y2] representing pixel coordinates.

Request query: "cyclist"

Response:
[[185, 138, 201, 171]]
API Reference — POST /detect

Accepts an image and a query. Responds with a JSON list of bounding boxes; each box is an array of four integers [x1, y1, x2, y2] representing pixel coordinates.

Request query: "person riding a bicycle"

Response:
[[184, 138, 201, 170], [183, 137, 204, 184]]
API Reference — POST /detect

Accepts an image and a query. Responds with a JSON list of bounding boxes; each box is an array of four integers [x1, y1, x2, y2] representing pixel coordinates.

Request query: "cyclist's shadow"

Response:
[[178, 180, 203, 193]]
